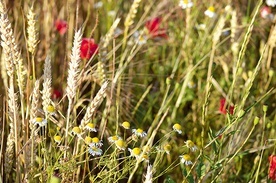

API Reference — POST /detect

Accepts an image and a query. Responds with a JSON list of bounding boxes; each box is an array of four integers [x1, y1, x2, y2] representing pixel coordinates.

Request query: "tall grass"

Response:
[[0, 0, 275, 182]]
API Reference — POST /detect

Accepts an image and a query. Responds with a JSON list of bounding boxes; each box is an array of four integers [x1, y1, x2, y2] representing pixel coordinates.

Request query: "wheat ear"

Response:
[[27, 6, 38, 54], [42, 56, 52, 116], [80, 81, 109, 128], [144, 164, 153, 183]]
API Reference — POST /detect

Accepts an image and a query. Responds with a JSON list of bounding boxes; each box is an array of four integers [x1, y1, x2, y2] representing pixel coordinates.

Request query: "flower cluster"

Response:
[[269, 155, 276, 181]]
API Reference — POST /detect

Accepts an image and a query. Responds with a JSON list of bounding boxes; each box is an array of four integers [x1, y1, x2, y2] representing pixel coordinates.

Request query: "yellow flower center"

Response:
[[136, 128, 143, 134], [85, 136, 92, 144], [115, 139, 126, 148], [186, 140, 194, 148], [122, 121, 130, 129], [46, 105, 55, 113], [92, 137, 100, 143], [54, 135, 61, 142], [164, 144, 172, 152], [208, 6, 215, 12], [182, 154, 191, 161], [132, 147, 141, 156], [36, 117, 43, 122], [72, 126, 81, 134], [86, 123, 95, 129], [173, 123, 182, 130]]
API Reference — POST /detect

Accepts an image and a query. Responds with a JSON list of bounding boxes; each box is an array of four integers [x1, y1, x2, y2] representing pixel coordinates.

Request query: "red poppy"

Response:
[[269, 155, 276, 181], [80, 38, 99, 60], [52, 89, 62, 100], [219, 98, 234, 115], [55, 19, 68, 36], [145, 17, 168, 39]]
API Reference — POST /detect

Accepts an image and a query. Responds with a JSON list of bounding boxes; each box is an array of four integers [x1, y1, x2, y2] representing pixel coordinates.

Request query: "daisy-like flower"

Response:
[[132, 128, 147, 138], [90, 137, 103, 147], [179, 0, 193, 9], [33, 117, 47, 127], [128, 147, 142, 159], [121, 121, 130, 130], [72, 126, 82, 136], [80, 38, 99, 60], [108, 135, 122, 143], [55, 19, 68, 36], [219, 98, 234, 115], [108, 10, 116, 17], [163, 144, 172, 154], [129, 31, 148, 45], [85, 122, 97, 132], [145, 17, 168, 39], [115, 139, 127, 150], [269, 155, 276, 181], [173, 123, 182, 134], [84, 136, 93, 145], [204, 6, 216, 18], [180, 154, 193, 165], [185, 140, 198, 152], [196, 23, 206, 31], [141, 154, 150, 162], [266, 0, 276, 7], [88, 146, 103, 156], [54, 135, 62, 144], [46, 105, 55, 115]]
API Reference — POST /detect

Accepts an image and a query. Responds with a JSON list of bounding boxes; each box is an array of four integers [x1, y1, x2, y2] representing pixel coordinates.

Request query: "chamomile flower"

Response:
[[108, 135, 122, 143], [90, 137, 103, 147], [141, 154, 149, 162], [179, 0, 193, 9], [180, 154, 193, 165], [266, 0, 276, 7], [33, 117, 47, 127], [185, 140, 198, 152], [85, 122, 97, 132], [72, 126, 82, 137], [88, 146, 103, 156], [94, 1, 103, 9], [54, 135, 62, 144], [129, 31, 148, 45], [128, 147, 142, 159], [84, 136, 93, 145], [163, 144, 172, 154], [132, 128, 147, 138], [204, 6, 216, 18], [173, 123, 182, 134], [46, 105, 55, 115], [121, 121, 130, 130], [115, 139, 127, 150]]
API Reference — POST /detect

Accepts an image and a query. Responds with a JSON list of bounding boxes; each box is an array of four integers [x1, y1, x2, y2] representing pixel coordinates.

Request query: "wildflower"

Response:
[[195, 23, 206, 31], [121, 121, 130, 129], [46, 105, 55, 115], [180, 154, 193, 165], [142, 154, 150, 162], [33, 117, 47, 127], [173, 123, 182, 134], [128, 147, 142, 159], [115, 139, 127, 150], [204, 6, 216, 18], [163, 144, 172, 154], [132, 128, 147, 138], [84, 136, 93, 145], [72, 126, 82, 136], [219, 98, 234, 115], [90, 137, 103, 147], [269, 155, 276, 181], [94, 1, 103, 9], [85, 122, 97, 132], [260, 6, 274, 20], [54, 135, 62, 144], [88, 146, 103, 156], [145, 17, 168, 39], [179, 0, 193, 9], [55, 19, 68, 36], [80, 38, 99, 60], [108, 135, 122, 143], [52, 89, 62, 100], [185, 140, 198, 152], [266, 0, 276, 7], [108, 10, 116, 17], [129, 31, 148, 45]]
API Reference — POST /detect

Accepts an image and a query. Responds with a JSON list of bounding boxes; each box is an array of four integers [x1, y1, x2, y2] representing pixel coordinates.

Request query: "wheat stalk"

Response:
[[80, 81, 109, 128], [42, 56, 52, 115], [27, 6, 38, 54], [144, 164, 153, 183]]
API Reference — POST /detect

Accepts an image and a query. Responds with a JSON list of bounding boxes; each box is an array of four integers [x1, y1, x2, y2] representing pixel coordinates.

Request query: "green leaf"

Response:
[[196, 158, 205, 179], [182, 166, 194, 183]]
